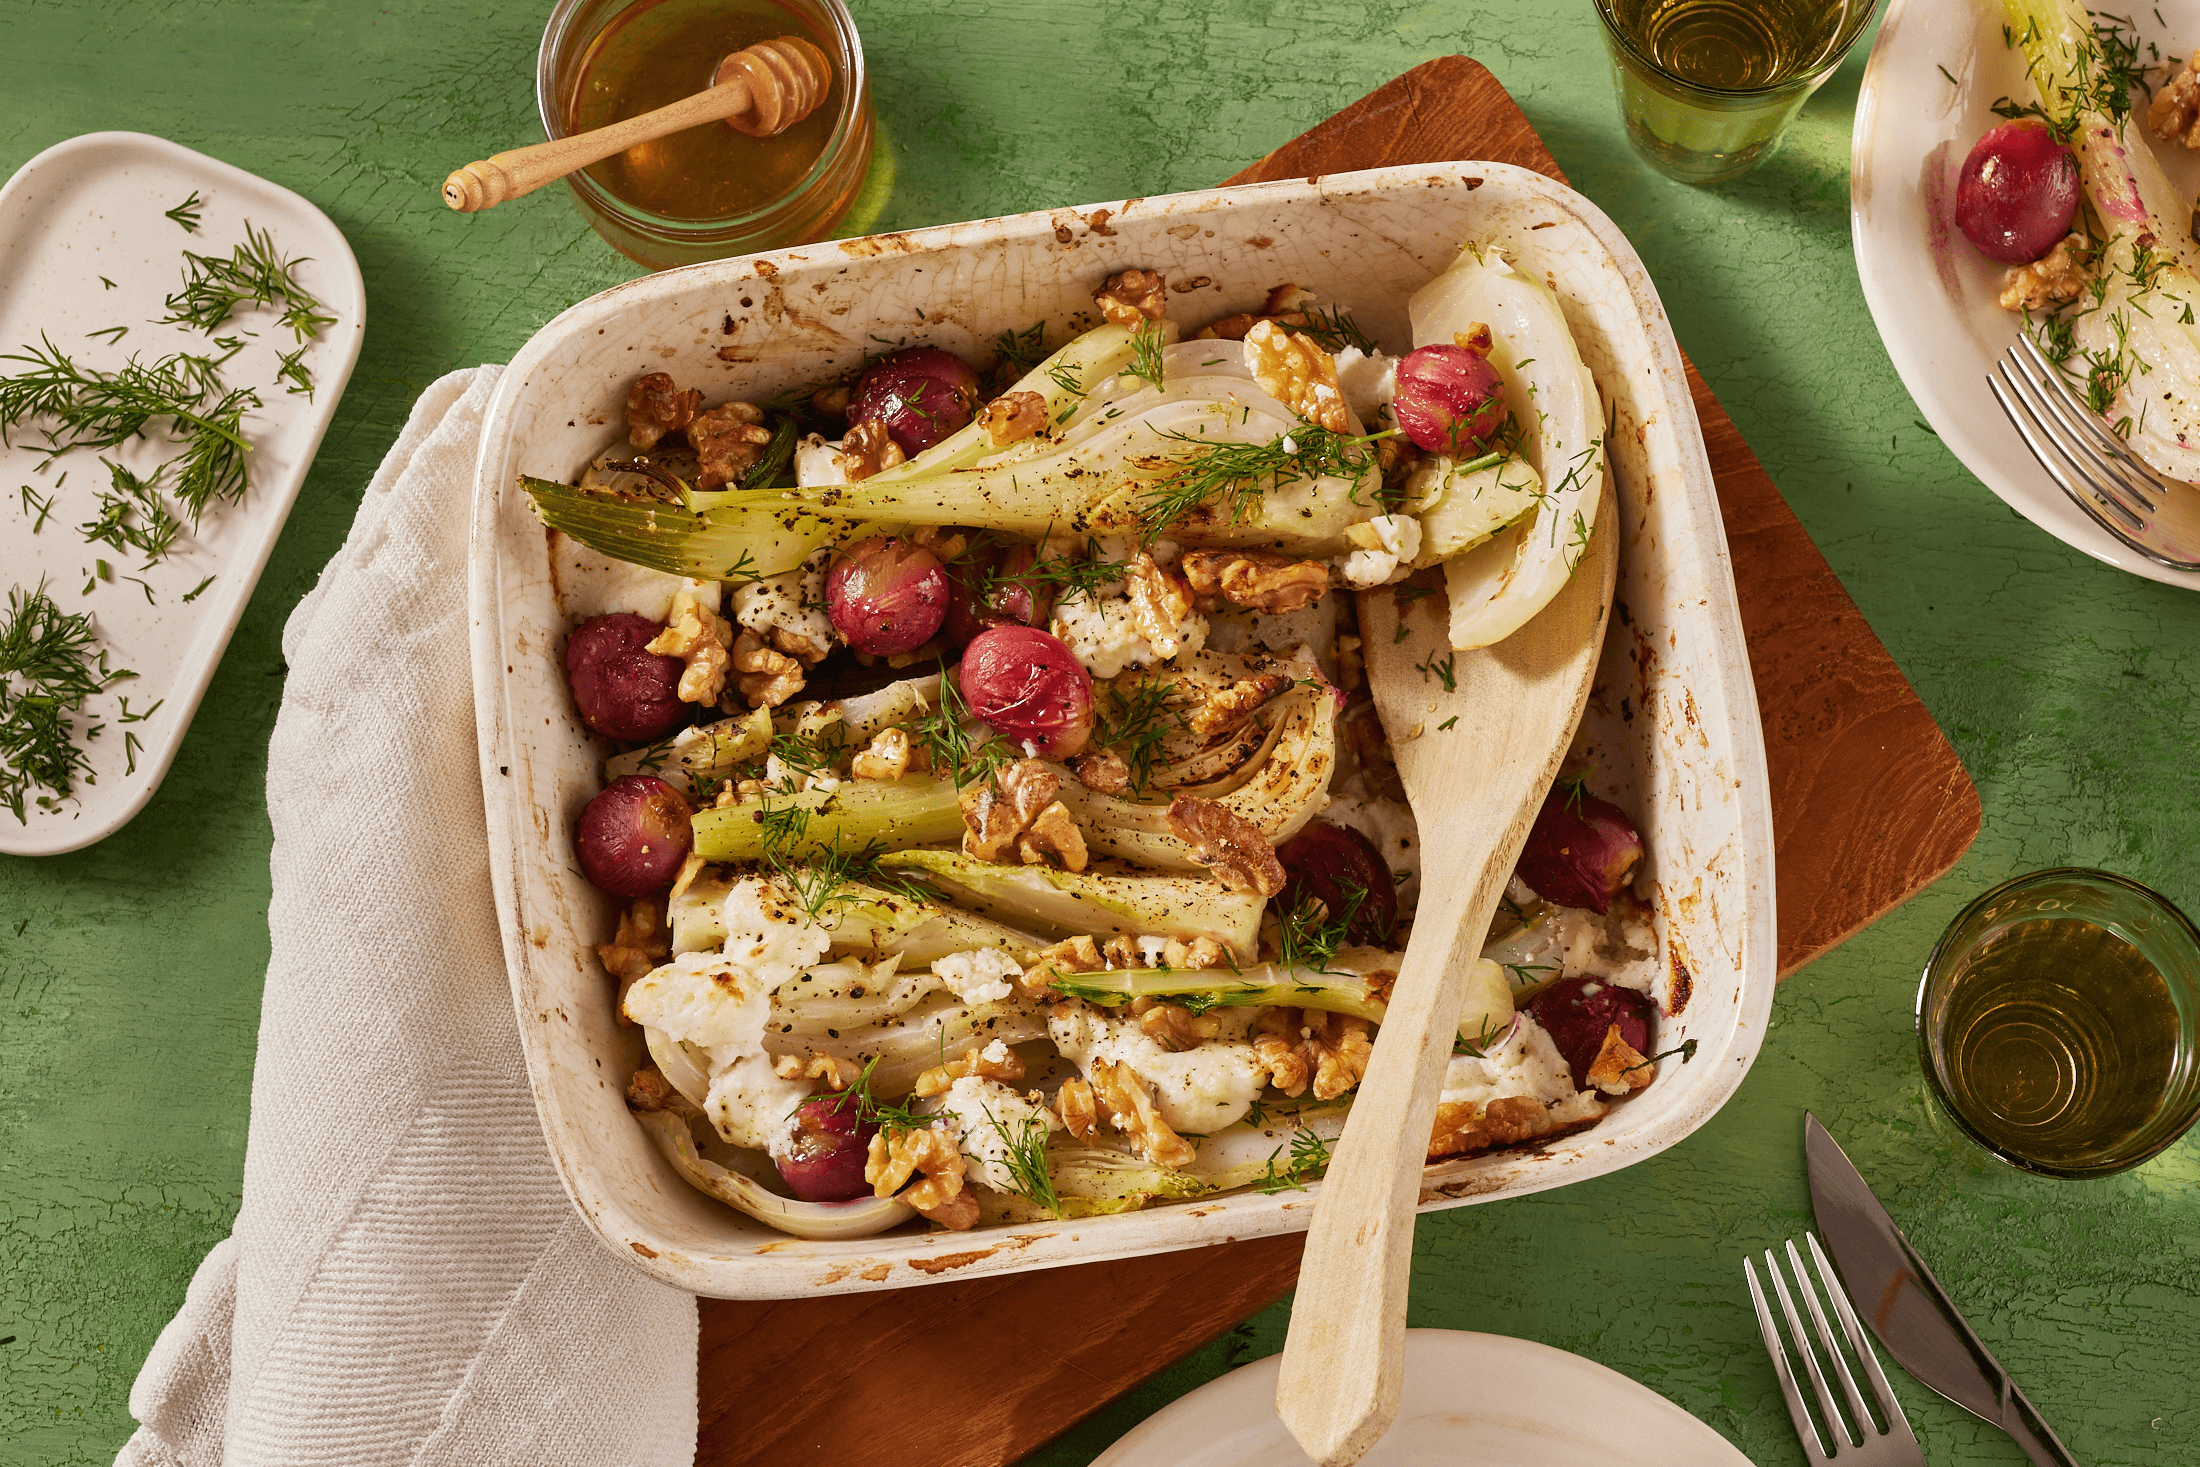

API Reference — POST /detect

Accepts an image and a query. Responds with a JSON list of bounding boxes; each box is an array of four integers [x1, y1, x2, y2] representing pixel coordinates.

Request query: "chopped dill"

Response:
[[911, 660, 1015, 787], [1126, 319, 1167, 393], [1416, 650, 1457, 692], [1274, 884, 1366, 974], [980, 1104, 1061, 1214], [18, 484, 54, 532], [1137, 421, 1385, 540], [181, 574, 216, 603], [161, 220, 334, 344], [1290, 304, 1381, 357], [1452, 1013, 1511, 1058], [1092, 678, 1181, 793], [0, 582, 136, 822], [164, 191, 204, 233], [78, 459, 182, 565], [1252, 1126, 1332, 1193]]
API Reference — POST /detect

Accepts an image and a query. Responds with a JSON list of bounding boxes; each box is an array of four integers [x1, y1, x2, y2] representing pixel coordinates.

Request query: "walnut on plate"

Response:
[[1095, 267, 1168, 326], [1243, 319, 1350, 434], [1017, 934, 1104, 999], [730, 628, 805, 708], [980, 390, 1049, 446], [840, 417, 907, 482], [1166, 794, 1285, 896], [865, 1126, 978, 1230], [1253, 1006, 1372, 1101], [625, 372, 700, 450], [961, 758, 1089, 871], [851, 726, 929, 781], [1583, 1023, 1656, 1096], [688, 401, 774, 489], [1057, 1058, 1196, 1167], [1425, 1094, 1598, 1162], [645, 589, 734, 705], [1179, 548, 1331, 615], [1998, 231, 2091, 313], [597, 897, 670, 1017], [2151, 54, 2200, 146], [913, 1042, 1027, 1097]]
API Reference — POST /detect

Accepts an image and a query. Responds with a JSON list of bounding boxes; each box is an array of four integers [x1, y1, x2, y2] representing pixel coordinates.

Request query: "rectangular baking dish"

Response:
[[468, 162, 1776, 1299]]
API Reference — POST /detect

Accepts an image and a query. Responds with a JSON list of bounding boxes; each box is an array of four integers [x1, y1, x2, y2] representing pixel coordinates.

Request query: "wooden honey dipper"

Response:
[[442, 35, 832, 213]]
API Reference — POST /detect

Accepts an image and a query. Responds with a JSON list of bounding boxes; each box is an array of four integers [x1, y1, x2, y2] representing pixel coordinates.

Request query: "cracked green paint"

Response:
[[1, 1, 2196, 1464]]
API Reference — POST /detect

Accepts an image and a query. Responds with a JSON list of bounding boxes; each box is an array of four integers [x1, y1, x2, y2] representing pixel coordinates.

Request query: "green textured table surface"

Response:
[[2, 4, 2196, 1466]]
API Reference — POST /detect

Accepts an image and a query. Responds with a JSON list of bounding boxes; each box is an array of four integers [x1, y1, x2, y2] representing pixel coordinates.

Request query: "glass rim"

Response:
[[1914, 866, 2200, 1179], [536, 0, 870, 239], [1590, 0, 1882, 101]]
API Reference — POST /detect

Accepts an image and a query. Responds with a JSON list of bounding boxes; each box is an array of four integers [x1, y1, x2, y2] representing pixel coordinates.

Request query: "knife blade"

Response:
[[1805, 1113, 2082, 1467]]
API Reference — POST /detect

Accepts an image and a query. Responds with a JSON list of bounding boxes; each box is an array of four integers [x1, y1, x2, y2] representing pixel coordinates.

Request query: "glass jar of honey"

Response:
[[537, 0, 875, 270]]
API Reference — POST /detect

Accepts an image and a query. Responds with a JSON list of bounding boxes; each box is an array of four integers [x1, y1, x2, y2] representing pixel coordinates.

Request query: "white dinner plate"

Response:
[[1089, 1329, 1752, 1466], [0, 133, 364, 854], [1851, 0, 2200, 590]]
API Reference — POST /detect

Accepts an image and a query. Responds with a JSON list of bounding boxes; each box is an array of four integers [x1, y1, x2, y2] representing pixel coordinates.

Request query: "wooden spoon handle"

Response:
[[1271, 848, 1512, 1465], [442, 35, 830, 213]]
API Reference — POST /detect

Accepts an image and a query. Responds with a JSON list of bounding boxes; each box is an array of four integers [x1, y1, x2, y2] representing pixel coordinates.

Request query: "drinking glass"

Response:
[[1592, 0, 1881, 184], [1917, 869, 2200, 1178]]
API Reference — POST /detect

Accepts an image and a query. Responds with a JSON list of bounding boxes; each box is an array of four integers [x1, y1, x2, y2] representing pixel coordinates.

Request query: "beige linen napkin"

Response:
[[117, 368, 697, 1467]]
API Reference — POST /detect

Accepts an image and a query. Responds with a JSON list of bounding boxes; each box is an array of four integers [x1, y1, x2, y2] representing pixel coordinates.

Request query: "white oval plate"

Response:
[[1851, 0, 2200, 590], [1090, 1329, 1752, 1466], [0, 132, 365, 854]]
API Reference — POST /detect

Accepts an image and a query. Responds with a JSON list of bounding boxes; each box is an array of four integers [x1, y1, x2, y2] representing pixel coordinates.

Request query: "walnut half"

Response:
[[1244, 319, 1350, 434], [1166, 794, 1285, 896], [1998, 232, 2091, 313], [1253, 1006, 1371, 1100], [1095, 268, 1168, 326], [961, 759, 1089, 871], [1059, 1058, 1196, 1167], [1180, 549, 1331, 615], [866, 1127, 979, 1230]]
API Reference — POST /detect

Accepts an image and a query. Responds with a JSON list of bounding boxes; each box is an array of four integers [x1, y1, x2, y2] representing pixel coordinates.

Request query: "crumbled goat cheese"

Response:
[[734, 548, 833, 653], [720, 878, 834, 986], [794, 432, 848, 489], [930, 1075, 1061, 1192], [1333, 514, 1422, 589], [932, 947, 1023, 1006], [1052, 588, 1210, 679], [1438, 1013, 1582, 1111], [1049, 1003, 1264, 1134], [620, 950, 773, 1060], [706, 1052, 810, 1159], [1332, 347, 1396, 427]]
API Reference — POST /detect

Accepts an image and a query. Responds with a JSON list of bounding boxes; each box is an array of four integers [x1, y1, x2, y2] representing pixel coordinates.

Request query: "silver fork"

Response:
[[1988, 333, 2200, 571], [1745, 1233, 1926, 1466]]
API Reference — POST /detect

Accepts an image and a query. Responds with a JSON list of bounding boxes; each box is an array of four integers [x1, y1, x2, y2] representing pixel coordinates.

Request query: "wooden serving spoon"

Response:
[[1275, 484, 1620, 1466], [441, 35, 832, 213]]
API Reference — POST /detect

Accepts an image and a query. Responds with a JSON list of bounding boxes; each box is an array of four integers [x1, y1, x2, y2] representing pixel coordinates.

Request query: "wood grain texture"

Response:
[[695, 55, 1982, 1467]]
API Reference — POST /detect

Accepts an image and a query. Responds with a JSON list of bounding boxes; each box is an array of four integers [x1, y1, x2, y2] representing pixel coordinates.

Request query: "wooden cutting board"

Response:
[[694, 55, 1980, 1467]]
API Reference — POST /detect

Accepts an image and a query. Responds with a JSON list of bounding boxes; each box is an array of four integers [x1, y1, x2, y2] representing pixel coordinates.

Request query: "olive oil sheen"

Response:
[[1610, 0, 1849, 90], [1936, 917, 2180, 1169]]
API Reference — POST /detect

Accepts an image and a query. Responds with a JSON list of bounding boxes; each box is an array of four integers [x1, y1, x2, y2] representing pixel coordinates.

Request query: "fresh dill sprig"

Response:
[[18, 484, 54, 533], [160, 220, 334, 344], [1497, 960, 1555, 988], [1273, 885, 1365, 974], [1290, 304, 1380, 357], [980, 1104, 1061, 1214], [1126, 319, 1167, 393], [1252, 1126, 1332, 1194], [0, 338, 258, 522], [1045, 359, 1090, 425], [1555, 766, 1594, 814], [78, 459, 182, 565], [1136, 422, 1385, 540], [0, 582, 136, 823], [181, 575, 216, 603], [1452, 1013, 1513, 1058], [991, 321, 1048, 382], [1626, 1037, 1700, 1073], [800, 1054, 937, 1138], [1092, 678, 1181, 793], [912, 661, 1015, 787], [275, 345, 314, 399], [165, 191, 204, 233], [1416, 650, 1457, 692]]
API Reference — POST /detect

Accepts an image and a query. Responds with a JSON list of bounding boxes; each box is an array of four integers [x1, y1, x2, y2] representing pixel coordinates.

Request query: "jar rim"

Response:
[[536, 0, 870, 240]]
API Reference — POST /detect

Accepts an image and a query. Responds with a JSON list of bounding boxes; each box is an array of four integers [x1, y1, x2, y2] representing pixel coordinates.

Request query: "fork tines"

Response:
[[1988, 335, 2200, 572], [1744, 1233, 1925, 1466]]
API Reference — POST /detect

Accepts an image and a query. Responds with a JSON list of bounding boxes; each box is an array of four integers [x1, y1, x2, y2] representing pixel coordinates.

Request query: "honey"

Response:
[[569, 0, 842, 222]]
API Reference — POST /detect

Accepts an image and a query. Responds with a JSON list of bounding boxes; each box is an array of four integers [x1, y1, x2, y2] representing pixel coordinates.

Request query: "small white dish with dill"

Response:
[[0, 132, 363, 854]]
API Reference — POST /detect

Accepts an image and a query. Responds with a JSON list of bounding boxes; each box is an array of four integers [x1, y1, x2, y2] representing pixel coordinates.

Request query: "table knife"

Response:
[[1805, 1113, 2080, 1467]]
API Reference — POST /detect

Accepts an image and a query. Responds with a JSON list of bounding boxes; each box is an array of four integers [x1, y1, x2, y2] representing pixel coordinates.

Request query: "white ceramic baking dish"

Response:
[[469, 162, 1776, 1299]]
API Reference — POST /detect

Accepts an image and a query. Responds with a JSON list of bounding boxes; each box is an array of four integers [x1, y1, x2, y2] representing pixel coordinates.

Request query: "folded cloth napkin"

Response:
[[117, 368, 697, 1467]]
